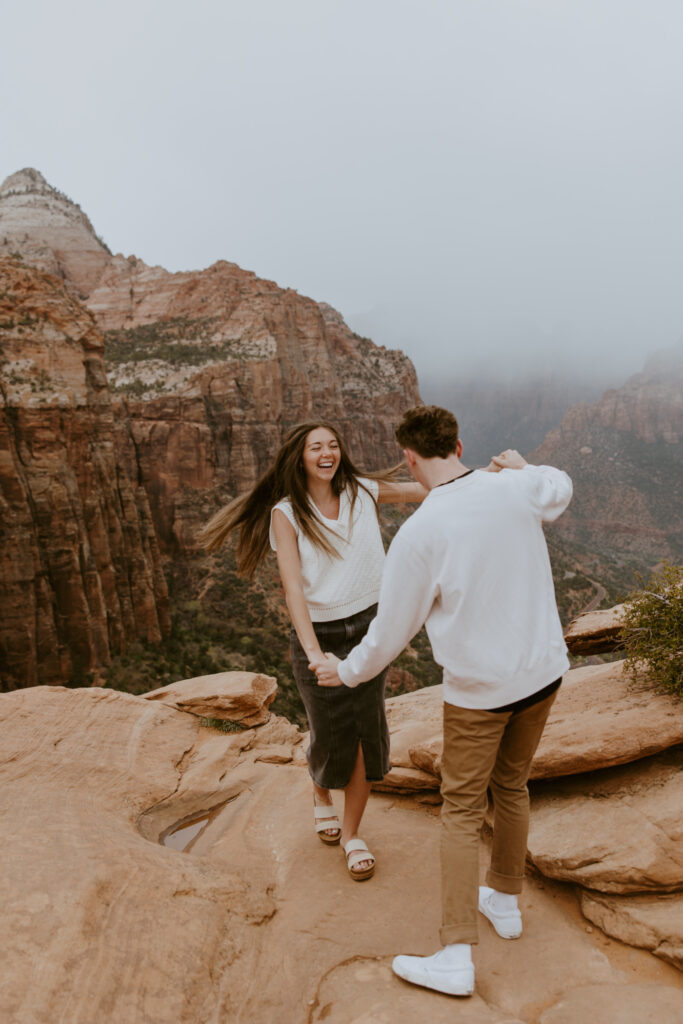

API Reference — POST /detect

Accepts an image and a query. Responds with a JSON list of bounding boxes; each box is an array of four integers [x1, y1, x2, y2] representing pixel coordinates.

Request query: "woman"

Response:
[[199, 421, 425, 880]]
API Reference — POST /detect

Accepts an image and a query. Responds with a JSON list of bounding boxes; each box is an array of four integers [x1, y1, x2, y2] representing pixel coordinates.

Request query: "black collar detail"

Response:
[[434, 468, 475, 488]]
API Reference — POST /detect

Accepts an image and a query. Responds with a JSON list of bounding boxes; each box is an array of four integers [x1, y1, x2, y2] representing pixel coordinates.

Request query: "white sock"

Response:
[[440, 943, 472, 966], [489, 890, 519, 913]]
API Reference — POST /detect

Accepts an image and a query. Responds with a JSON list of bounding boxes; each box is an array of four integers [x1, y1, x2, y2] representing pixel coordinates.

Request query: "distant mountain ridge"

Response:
[[532, 341, 683, 565]]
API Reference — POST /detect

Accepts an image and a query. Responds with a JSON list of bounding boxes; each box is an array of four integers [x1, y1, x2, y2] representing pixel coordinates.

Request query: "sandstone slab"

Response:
[[248, 712, 303, 748], [382, 684, 442, 790], [254, 744, 293, 764], [538, 983, 683, 1024], [191, 768, 681, 1021], [581, 891, 683, 972], [144, 670, 277, 726], [0, 686, 276, 1024], [373, 763, 440, 792], [2, 685, 681, 1023], [528, 747, 683, 893], [311, 958, 525, 1024], [380, 662, 683, 791], [564, 603, 626, 655], [194, 770, 683, 1019], [531, 660, 683, 778]]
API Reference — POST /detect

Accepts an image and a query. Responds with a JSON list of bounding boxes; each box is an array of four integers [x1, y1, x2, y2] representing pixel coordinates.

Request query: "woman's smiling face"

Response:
[[302, 427, 341, 485]]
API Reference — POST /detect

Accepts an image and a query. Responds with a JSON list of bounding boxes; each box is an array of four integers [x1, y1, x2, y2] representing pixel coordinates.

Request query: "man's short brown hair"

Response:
[[395, 405, 460, 459]]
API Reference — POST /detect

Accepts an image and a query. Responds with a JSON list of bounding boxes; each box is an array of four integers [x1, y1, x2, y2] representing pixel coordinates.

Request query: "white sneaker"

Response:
[[478, 886, 523, 939], [392, 948, 475, 997]]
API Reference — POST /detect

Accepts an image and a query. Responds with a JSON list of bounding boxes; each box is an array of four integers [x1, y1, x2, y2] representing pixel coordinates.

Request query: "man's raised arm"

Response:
[[489, 449, 572, 522], [314, 532, 437, 688]]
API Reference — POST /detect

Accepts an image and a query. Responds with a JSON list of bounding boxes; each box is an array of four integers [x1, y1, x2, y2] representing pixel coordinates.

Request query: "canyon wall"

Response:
[[92, 257, 419, 549], [1, 169, 420, 551], [532, 343, 683, 564], [0, 258, 169, 688]]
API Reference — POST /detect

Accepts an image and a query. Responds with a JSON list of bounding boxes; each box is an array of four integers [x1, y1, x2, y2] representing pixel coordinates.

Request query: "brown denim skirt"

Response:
[[290, 603, 391, 790]]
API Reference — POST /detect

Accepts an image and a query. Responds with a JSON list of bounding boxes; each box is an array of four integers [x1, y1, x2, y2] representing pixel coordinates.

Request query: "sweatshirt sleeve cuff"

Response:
[[337, 659, 358, 688]]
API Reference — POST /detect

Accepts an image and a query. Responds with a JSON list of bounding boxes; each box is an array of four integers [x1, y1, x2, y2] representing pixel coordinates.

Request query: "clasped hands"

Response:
[[309, 652, 343, 687]]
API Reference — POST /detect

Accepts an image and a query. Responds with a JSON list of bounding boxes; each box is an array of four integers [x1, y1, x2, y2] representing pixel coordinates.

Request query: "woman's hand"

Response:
[[312, 652, 343, 687], [488, 449, 528, 472], [306, 651, 325, 673]]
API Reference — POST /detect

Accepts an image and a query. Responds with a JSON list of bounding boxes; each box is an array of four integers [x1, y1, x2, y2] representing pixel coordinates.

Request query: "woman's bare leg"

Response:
[[313, 781, 340, 837], [342, 743, 373, 870]]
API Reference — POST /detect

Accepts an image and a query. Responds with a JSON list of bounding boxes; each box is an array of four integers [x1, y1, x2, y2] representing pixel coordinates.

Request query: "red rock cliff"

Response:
[[91, 258, 420, 547], [1, 170, 421, 551], [0, 258, 169, 688]]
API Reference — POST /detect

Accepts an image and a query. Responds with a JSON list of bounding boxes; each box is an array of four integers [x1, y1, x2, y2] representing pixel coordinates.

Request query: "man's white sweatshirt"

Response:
[[337, 464, 573, 709]]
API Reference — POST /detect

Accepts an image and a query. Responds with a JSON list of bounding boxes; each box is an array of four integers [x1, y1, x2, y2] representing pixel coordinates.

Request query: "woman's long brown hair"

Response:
[[197, 421, 404, 578]]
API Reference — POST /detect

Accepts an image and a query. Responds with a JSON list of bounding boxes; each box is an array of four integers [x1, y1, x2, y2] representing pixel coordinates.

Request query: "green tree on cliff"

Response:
[[621, 563, 683, 698]]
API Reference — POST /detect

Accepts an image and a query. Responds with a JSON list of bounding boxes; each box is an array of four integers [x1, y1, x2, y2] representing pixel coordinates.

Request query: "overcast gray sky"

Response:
[[2, 0, 682, 389]]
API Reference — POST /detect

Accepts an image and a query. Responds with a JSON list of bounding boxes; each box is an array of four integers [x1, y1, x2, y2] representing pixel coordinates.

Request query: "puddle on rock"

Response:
[[161, 802, 228, 852]]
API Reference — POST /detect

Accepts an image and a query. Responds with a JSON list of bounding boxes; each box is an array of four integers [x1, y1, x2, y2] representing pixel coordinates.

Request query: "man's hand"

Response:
[[314, 652, 343, 687], [489, 449, 528, 472]]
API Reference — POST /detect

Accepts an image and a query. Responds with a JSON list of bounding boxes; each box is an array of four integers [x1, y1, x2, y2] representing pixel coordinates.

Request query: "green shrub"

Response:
[[621, 563, 682, 697], [199, 717, 248, 733]]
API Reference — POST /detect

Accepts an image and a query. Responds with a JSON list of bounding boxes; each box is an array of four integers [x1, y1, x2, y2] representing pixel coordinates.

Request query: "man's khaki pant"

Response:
[[439, 690, 557, 945]]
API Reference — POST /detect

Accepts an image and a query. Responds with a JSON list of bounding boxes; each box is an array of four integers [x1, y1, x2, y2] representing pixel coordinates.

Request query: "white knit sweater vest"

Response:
[[269, 477, 385, 621]]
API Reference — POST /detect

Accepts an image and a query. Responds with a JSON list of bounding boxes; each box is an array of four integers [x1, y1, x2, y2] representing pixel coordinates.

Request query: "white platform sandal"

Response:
[[314, 803, 342, 845], [343, 838, 375, 881]]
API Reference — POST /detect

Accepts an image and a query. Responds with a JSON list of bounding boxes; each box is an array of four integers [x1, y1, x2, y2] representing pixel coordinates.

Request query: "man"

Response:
[[313, 405, 572, 997]]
